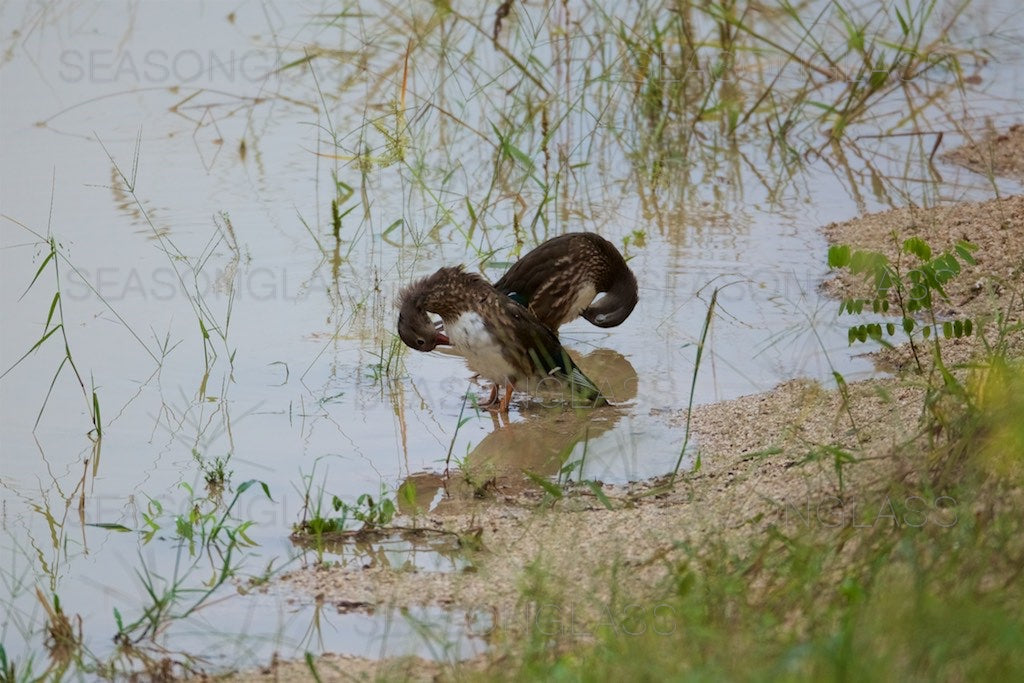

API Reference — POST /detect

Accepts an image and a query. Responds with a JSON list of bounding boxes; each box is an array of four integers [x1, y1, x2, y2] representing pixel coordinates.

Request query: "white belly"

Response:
[[565, 283, 598, 325], [447, 312, 517, 383]]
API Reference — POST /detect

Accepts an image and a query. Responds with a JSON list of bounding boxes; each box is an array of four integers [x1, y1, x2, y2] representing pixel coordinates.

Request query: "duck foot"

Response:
[[478, 383, 499, 407], [479, 383, 515, 414], [497, 383, 515, 414]]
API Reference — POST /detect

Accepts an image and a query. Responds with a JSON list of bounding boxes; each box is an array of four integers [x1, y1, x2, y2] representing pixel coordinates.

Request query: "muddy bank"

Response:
[[821, 193, 1024, 369], [821, 193, 1023, 319], [235, 376, 927, 682], [943, 123, 1024, 180]]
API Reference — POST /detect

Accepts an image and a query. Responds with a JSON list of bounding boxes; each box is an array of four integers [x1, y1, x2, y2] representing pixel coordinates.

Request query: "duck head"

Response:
[[582, 266, 638, 327], [396, 269, 457, 351], [397, 307, 449, 351]]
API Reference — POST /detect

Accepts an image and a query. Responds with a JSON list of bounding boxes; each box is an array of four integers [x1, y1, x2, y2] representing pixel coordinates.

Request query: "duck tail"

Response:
[[527, 345, 608, 407], [564, 360, 608, 407]]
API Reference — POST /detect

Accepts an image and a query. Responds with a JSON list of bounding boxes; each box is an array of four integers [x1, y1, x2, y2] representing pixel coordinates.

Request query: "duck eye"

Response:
[[416, 338, 425, 347]]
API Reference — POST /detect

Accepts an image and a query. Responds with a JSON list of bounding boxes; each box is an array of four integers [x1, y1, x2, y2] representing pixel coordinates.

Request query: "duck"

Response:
[[397, 266, 606, 413], [493, 232, 638, 330], [397, 232, 638, 354]]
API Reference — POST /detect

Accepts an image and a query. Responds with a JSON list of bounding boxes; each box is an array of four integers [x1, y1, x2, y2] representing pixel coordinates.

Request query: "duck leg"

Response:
[[479, 383, 499, 407], [498, 383, 515, 414]]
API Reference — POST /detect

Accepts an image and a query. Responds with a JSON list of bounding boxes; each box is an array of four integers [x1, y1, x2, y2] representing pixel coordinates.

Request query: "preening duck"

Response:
[[494, 232, 638, 330], [397, 266, 606, 413]]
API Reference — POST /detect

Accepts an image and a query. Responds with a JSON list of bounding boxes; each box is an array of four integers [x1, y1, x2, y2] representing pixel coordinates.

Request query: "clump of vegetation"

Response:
[[37, 590, 83, 680], [2, 231, 102, 437], [829, 236, 978, 370], [826, 236, 1017, 488], [293, 470, 399, 552], [193, 449, 232, 494]]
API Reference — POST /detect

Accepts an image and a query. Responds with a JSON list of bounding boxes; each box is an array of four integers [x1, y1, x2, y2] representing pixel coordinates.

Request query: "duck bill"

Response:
[[433, 319, 450, 345]]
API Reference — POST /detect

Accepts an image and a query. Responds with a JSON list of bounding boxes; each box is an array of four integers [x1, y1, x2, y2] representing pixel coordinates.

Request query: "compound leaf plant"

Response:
[[828, 235, 978, 373]]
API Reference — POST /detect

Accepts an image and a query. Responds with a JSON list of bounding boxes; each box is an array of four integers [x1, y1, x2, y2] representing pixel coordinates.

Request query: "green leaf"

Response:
[[828, 245, 851, 268], [382, 219, 403, 239], [304, 651, 322, 683], [235, 522, 258, 546], [399, 480, 418, 508], [86, 522, 133, 532], [490, 122, 535, 172], [29, 324, 62, 355], [44, 291, 61, 330], [955, 240, 978, 265], [934, 253, 960, 282], [21, 248, 56, 300], [903, 236, 932, 261], [868, 58, 888, 90], [523, 470, 564, 499], [92, 390, 102, 436], [175, 516, 193, 540], [586, 481, 614, 510], [237, 479, 274, 501], [895, 7, 909, 34], [279, 53, 317, 71], [379, 498, 396, 525]]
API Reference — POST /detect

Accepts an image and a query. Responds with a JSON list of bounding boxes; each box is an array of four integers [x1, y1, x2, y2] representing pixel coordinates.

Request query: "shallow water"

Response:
[[1, 0, 1022, 674]]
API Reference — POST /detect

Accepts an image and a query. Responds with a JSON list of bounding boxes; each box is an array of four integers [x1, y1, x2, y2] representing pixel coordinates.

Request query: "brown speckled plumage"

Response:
[[494, 232, 638, 329], [397, 266, 605, 411]]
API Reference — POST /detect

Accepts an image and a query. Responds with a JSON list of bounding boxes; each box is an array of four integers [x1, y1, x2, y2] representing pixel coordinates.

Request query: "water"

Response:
[[1, 0, 1021, 674]]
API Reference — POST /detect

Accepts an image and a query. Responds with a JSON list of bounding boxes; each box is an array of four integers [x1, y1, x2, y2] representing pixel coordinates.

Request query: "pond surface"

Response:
[[1, 0, 1021, 675]]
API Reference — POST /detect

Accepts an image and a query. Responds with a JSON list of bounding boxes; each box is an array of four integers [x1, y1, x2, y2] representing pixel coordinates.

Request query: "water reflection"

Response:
[[394, 349, 637, 504], [291, 528, 469, 573]]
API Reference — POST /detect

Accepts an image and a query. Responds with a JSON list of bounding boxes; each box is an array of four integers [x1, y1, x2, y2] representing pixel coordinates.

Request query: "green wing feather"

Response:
[[501, 298, 606, 407]]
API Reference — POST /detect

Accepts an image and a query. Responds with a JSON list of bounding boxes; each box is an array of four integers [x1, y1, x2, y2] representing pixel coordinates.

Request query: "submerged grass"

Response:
[[2, 183, 104, 437]]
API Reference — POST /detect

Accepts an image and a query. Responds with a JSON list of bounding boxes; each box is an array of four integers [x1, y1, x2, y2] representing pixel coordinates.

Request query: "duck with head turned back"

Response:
[[493, 232, 638, 331], [397, 266, 606, 413]]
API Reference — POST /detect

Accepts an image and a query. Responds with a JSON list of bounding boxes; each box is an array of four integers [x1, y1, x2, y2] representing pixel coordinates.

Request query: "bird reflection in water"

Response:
[[398, 348, 637, 514]]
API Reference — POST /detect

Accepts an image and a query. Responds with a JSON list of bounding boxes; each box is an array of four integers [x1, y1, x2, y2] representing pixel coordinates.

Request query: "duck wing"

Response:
[[494, 233, 637, 329], [487, 291, 606, 406]]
